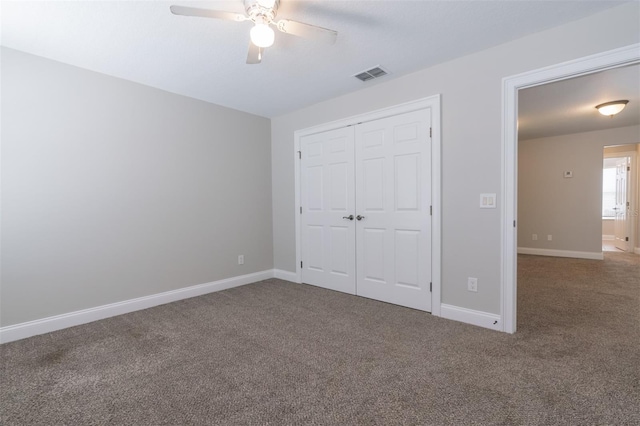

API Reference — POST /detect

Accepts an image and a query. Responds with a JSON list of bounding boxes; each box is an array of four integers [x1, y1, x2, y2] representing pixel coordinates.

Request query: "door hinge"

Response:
[[430, 205, 432, 216], [627, 166, 630, 171], [430, 282, 432, 292], [300, 261, 303, 268], [626, 237, 629, 242], [430, 127, 432, 138], [300, 206, 302, 214], [513, 220, 516, 228], [298, 151, 301, 159]]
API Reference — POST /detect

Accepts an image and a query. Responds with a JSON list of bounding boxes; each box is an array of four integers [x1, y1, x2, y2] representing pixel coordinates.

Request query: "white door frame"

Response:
[[294, 95, 442, 316], [604, 150, 638, 252], [501, 43, 640, 334]]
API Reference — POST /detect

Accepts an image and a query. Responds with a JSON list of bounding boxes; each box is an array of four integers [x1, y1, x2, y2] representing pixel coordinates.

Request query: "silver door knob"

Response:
[[343, 215, 354, 221], [356, 215, 365, 221]]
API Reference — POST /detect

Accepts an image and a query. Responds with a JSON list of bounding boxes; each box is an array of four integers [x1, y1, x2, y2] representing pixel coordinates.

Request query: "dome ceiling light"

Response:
[[595, 100, 629, 117]]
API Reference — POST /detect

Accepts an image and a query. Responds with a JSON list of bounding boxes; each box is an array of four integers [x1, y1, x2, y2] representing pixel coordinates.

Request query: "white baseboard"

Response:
[[602, 235, 615, 241], [517, 247, 604, 260], [440, 304, 502, 332], [273, 269, 299, 283], [0, 270, 274, 344]]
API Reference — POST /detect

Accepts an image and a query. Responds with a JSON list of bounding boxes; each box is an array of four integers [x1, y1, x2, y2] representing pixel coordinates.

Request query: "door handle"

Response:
[[356, 215, 365, 221], [343, 215, 354, 221]]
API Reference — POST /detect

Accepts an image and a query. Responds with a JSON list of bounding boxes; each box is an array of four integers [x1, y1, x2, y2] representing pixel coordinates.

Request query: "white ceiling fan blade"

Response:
[[275, 19, 337, 44], [246, 42, 263, 64], [170, 5, 247, 22]]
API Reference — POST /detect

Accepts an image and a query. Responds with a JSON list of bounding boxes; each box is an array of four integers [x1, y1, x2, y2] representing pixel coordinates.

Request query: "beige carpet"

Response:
[[1, 253, 639, 425]]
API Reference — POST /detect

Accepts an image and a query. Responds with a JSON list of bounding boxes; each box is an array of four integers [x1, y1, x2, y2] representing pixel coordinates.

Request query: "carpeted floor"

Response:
[[1, 253, 639, 425]]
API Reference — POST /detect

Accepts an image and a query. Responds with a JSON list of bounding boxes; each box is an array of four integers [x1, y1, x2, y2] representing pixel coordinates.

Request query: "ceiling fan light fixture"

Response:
[[256, 0, 276, 8], [170, 1, 336, 64], [250, 21, 275, 48], [595, 100, 629, 117]]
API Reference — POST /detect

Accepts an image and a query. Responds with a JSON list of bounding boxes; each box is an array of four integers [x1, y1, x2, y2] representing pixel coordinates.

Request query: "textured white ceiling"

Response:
[[1, 1, 628, 118], [519, 64, 640, 140]]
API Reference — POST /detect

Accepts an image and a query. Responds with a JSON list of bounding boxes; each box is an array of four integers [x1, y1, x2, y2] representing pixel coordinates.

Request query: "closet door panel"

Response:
[[299, 108, 432, 312], [300, 127, 356, 294], [355, 109, 432, 311]]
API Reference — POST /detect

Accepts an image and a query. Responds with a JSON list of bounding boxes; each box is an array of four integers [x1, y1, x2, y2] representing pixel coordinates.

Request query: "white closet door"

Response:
[[300, 127, 356, 294], [355, 109, 432, 311]]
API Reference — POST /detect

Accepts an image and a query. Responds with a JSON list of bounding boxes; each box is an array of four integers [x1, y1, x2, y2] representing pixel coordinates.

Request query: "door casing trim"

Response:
[[294, 95, 442, 316], [501, 43, 640, 333]]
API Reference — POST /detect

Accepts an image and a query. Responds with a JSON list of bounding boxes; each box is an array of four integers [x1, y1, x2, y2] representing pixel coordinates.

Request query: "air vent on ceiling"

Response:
[[354, 66, 388, 82]]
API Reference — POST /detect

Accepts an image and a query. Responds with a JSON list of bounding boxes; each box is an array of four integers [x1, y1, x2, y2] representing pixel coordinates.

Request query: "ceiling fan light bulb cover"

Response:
[[250, 23, 275, 48]]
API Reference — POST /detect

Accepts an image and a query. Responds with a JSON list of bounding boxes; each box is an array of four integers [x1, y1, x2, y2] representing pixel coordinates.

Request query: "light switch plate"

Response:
[[480, 193, 496, 209]]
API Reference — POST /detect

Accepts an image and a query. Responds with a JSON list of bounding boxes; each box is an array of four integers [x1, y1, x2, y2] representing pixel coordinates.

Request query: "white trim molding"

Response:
[[501, 43, 640, 334], [517, 247, 604, 260], [440, 304, 502, 332], [0, 270, 274, 344], [294, 95, 443, 317], [273, 269, 298, 283]]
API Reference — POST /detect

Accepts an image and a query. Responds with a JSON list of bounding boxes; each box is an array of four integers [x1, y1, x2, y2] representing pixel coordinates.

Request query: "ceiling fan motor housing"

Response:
[[245, 0, 279, 23]]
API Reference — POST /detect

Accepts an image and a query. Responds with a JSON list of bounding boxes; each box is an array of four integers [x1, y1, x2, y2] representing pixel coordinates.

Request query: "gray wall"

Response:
[[1, 48, 273, 326], [271, 3, 640, 315], [518, 127, 640, 253]]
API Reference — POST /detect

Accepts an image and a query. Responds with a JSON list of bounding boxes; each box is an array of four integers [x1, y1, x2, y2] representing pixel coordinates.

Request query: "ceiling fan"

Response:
[[170, 0, 338, 64]]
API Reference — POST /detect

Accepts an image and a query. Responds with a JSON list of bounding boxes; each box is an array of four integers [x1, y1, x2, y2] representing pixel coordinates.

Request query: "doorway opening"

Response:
[[602, 147, 638, 252], [501, 43, 640, 333]]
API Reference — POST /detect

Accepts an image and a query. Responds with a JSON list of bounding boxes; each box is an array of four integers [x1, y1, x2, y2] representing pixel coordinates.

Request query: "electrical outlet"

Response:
[[547, 235, 552, 241], [467, 277, 478, 292], [238, 255, 244, 265], [532, 234, 538, 241]]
